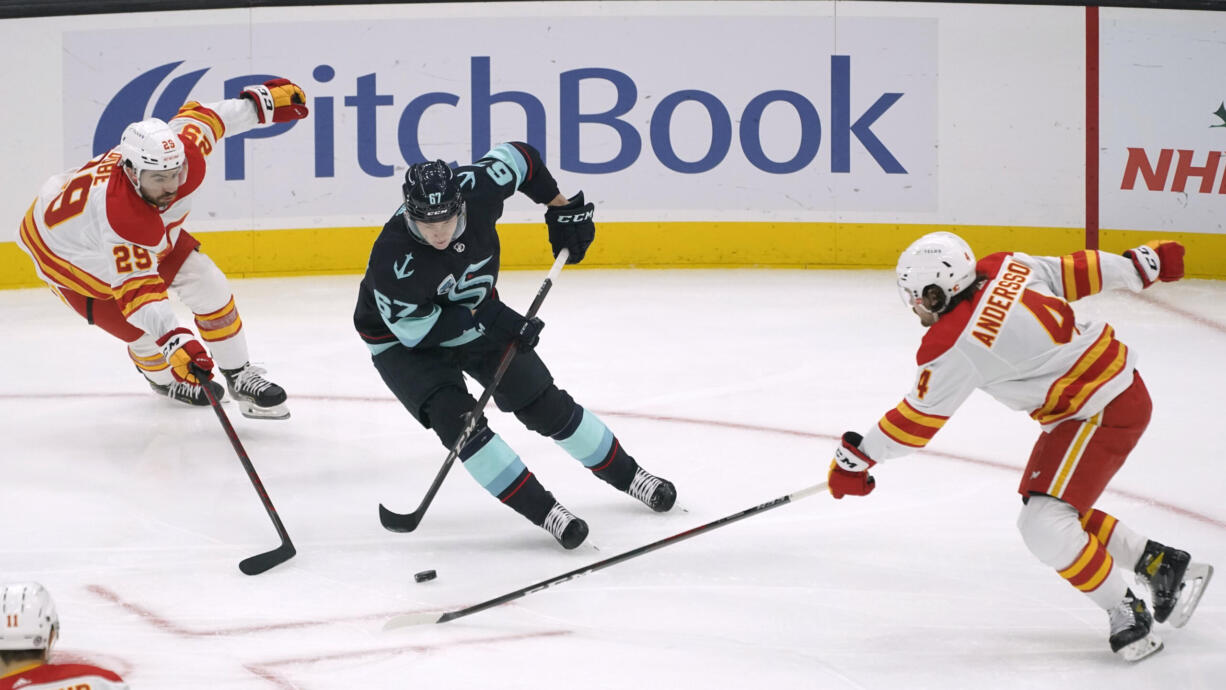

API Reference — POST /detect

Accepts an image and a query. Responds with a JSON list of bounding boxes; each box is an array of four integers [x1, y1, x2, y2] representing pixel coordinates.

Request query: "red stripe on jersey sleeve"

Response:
[[114, 275, 170, 317], [1061, 251, 1104, 301]]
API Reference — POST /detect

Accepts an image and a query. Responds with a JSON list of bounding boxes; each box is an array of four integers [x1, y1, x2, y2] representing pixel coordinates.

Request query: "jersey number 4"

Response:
[[1020, 289, 1076, 344]]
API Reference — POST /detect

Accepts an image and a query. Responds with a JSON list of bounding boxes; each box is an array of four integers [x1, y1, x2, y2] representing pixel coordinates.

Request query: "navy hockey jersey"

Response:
[[354, 142, 560, 353]]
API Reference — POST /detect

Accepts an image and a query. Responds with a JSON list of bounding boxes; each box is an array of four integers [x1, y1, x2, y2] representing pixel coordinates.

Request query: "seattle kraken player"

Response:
[[354, 143, 676, 549]]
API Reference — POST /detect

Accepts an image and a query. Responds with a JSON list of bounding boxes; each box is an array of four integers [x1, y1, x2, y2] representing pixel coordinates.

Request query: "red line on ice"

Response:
[[85, 584, 438, 637], [244, 631, 569, 689]]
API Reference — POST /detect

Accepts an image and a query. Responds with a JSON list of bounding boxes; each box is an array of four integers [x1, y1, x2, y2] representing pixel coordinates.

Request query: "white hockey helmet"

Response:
[[896, 231, 977, 314], [118, 118, 184, 173], [0, 582, 58, 651]]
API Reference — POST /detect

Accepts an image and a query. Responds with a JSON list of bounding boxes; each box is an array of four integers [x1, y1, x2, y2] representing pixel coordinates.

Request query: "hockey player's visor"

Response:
[[404, 203, 467, 248]]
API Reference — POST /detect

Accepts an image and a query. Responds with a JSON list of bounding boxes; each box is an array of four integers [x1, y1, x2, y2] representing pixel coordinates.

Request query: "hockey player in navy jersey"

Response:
[[354, 144, 676, 549]]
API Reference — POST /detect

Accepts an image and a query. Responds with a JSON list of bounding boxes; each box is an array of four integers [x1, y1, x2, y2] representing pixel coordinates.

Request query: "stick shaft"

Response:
[[192, 367, 296, 573], [385, 481, 827, 629]]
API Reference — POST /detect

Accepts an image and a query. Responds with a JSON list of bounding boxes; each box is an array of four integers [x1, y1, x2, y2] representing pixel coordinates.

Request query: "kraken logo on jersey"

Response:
[[436, 256, 494, 307]]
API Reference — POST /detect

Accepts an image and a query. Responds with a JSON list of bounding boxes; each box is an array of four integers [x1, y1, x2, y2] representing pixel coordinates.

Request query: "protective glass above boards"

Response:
[[4, 0, 1226, 21]]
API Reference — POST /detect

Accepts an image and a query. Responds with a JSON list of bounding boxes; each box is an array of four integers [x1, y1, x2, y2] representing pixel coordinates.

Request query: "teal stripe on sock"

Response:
[[556, 409, 614, 467], [462, 433, 526, 495]]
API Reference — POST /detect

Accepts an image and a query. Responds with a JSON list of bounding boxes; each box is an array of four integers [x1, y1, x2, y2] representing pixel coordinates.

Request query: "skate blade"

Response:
[[1167, 562, 1213, 629], [237, 399, 291, 420], [1117, 633, 1163, 662]]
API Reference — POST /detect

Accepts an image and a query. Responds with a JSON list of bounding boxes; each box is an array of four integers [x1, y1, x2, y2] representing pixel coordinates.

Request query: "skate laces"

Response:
[[543, 503, 577, 539], [628, 467, 663, 503], [167, 381, 203, 398], [1108, 599, 1135, 634], [1109, 593, 1147, 635], [233, 365, 274, 394]]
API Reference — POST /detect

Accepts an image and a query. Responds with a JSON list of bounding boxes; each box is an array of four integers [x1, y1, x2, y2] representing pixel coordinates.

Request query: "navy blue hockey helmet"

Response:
[[402, 160, 466, 247]]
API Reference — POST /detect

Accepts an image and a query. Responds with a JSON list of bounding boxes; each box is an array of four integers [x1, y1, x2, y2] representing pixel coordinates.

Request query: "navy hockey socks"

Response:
[[553, 405, 638, 491], [460, 425, 554, 524]]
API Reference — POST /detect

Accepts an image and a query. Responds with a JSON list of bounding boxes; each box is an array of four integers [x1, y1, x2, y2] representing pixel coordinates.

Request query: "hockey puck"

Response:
[[414, 569, 437, 583]]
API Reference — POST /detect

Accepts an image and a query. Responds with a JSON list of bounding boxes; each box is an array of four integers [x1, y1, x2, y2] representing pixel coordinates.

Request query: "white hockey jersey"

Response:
[[0, 661, 128, 690], [17, 99, 259, 341], [859, 250, 1147, 463]]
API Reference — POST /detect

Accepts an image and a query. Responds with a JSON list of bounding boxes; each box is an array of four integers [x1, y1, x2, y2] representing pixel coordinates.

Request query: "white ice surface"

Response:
[[2, 269, 1224, 689]]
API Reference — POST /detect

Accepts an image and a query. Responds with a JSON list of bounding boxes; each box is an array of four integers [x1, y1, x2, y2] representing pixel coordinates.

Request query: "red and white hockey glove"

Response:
[[240, 78, 309, 124], [828, 431, 877, 499], [1124, 240, 1184, 288], [157, 328, 214, 384]]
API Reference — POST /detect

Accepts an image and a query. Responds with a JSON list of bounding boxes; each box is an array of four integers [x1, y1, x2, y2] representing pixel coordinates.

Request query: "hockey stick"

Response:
[[192, 364, 297, 575], [384, 480, 829, 628], [379, 248, 572, 533]]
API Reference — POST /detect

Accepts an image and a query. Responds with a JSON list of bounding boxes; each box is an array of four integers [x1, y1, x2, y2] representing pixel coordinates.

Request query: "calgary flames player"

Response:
[[1, 582, 128, 690], [16, 79, 309, 419], [827, 231, 1213, 661]]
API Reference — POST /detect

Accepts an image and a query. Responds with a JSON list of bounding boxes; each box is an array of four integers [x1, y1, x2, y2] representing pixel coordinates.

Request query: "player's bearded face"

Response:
[[137, 167, 184, 207], [417, 216, 459, 249]]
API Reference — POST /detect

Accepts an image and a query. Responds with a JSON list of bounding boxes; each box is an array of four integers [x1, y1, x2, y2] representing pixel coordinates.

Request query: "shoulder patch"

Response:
[[976, 252, 1012, 281], [916, 295, 979, 365], [172, 135, 207, 199], [106, 172, 165, 246], [456, 169, 477, 190]]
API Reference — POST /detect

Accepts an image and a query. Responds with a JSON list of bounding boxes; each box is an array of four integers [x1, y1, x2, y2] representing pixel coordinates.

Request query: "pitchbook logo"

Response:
[[1119, 101, 1226, 195], [94, 57, 912, 183]]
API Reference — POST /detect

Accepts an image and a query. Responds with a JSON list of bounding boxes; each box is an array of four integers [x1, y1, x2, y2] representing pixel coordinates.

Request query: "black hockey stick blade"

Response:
[[379, 437, 464, 531], [384, 481, 828, 630], [238, 542, 297, 576], [378, 502, 425, 533]]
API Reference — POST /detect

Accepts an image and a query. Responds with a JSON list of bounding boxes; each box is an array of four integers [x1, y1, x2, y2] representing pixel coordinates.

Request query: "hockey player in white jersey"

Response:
[[16, 78, 309, 419], [0, 583, 128, 690], [827, 232, 1213, 662]]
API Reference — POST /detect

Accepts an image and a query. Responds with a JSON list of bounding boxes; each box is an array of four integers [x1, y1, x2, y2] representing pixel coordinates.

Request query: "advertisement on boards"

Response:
[[1101, 9, 1226, 234], [60, 13, 937, 231]]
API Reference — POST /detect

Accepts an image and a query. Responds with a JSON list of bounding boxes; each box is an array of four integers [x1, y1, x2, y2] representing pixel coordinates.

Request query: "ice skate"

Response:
[[149, 378, 225, 407], [1108, 589, 1163, 662], [626, 466, 676, 512], [222, 363, 289, 420], [542, 501, 588, 550], [1134, 539, 1214, 628]]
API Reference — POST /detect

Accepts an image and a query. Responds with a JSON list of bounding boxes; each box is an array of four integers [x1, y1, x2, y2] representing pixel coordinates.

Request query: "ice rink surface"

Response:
[[2, 268, 1224, 689]]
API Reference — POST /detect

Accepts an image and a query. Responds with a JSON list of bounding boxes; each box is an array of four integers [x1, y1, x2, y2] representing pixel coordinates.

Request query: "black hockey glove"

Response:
[[545, 192, 595, 265], [474, 299, 544, 352]]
